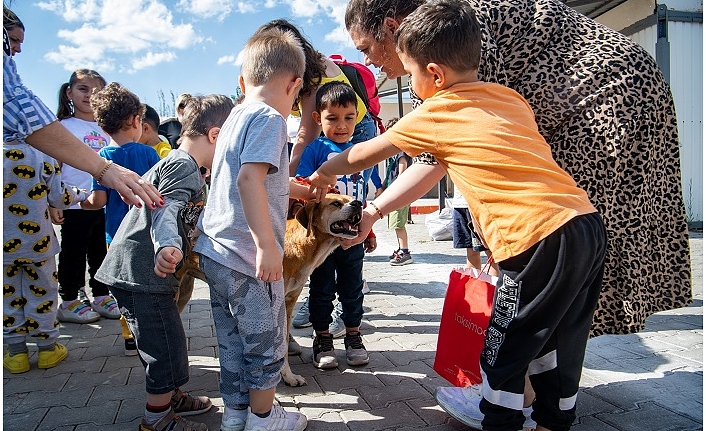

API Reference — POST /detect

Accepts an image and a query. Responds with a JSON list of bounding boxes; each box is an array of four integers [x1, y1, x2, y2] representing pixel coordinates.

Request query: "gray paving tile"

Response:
[[3, 215, 701, 431]]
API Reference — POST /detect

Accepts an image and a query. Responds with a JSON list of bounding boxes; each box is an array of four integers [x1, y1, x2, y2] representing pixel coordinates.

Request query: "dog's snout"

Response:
[[349, 200, 363, 208]]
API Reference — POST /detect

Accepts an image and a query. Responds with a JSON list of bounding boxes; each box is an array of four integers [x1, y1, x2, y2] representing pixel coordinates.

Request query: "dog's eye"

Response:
[[331, 201, 343, 208]]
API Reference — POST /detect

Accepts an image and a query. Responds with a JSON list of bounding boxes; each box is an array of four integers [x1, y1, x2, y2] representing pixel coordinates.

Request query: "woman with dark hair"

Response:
[[342, 0, 691, 428]]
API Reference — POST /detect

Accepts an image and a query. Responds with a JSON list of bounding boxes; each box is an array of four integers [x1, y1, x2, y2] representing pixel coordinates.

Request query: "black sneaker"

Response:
[[390, 251, 413, 266], [344, 331, 369, 366], [125, 338, 138, 356], [312, 333, 338, 369]]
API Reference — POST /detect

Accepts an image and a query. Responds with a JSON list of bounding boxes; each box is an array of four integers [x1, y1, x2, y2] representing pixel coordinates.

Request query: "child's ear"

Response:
[[206, 127, 220, 144], [286, 77, 303, 99], [312, 111, 322, 126], [238, 76, 246, 95], [427, 63, 445, 88]]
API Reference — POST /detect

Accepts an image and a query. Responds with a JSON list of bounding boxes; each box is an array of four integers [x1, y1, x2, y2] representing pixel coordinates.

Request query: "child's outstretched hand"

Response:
[[308, 170, 337, 202], [154, 246, 183, 278]]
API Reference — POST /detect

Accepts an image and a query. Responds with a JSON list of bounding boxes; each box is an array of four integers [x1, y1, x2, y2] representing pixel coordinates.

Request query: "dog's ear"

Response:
[[296, 201, 316, 236], [296, 201, 321, 236]]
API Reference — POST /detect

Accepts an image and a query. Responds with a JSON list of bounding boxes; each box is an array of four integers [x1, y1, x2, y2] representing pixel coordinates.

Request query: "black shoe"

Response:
[[312, 333, 338, 369], [124, 338, 138, 356], [344, 331, 369, 366]]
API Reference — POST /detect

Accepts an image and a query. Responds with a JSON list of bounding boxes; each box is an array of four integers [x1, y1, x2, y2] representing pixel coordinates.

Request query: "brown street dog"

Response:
[[174, 194, 363, 387], [281, 194, 362, 386]]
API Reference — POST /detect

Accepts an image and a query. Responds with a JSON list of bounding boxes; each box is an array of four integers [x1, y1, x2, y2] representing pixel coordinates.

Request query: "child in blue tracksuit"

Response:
[[295, 81, 376, 370]]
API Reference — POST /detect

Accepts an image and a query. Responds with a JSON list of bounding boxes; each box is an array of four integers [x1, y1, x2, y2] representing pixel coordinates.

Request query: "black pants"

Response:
[[480, 213, 607, 431], [58, 209, 109, 300]]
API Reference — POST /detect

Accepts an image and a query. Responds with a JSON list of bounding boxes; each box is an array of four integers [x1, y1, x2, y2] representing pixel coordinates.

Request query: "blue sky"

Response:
[[10, 0, 367, 117]]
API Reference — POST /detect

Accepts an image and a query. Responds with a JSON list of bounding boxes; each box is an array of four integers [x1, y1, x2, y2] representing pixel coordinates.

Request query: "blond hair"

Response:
[[240, 28, 305, 87]]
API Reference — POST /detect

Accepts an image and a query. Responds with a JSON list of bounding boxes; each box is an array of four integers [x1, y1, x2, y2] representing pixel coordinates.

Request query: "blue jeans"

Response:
[[351, 112, 377, 144], [308, 244, 365, 332]]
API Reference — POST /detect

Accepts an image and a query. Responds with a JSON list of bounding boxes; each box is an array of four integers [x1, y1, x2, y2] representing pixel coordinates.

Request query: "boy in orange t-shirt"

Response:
[[309, 1, 607, 430]]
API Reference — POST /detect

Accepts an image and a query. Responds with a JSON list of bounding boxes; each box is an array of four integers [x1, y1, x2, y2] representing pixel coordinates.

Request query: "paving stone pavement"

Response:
[[4, 214, 702, 431]]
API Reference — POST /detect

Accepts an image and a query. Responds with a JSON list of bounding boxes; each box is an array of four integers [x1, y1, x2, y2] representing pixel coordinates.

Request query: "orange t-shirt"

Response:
[[384, 81, 596, 262]]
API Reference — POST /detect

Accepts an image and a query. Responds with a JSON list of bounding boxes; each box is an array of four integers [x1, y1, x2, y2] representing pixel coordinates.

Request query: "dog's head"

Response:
[[295, 194, 362, 239]]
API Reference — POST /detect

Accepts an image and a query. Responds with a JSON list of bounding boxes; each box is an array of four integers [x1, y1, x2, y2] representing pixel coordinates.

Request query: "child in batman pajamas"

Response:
[[3, 142, 87, 373]]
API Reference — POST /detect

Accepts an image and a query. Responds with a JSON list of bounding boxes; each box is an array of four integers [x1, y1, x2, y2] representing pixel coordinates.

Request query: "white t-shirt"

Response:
[[60, 117, 109, 209], [451, 183, 468, 209]]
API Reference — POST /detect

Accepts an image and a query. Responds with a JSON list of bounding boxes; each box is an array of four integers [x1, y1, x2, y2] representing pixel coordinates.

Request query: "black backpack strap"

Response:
[[338, 64, 370, 110]]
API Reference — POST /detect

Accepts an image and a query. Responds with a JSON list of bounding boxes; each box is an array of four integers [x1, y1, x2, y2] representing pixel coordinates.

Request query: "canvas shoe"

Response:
[[220, 406, 248, 431], [243, 405, 307, 431], [57, 299, 101, 323], [435, 385, 536, 430], [91, 295, 121, 319], [139, 408, 207, 431], [312, 333, 338, 369], [292, 297, 311, 328], [171, 389, 213, 416], [3, 351, 30, 374], [37, 342, 68, 369], [328, 302, 346, 338], [343, 331, 369, 366], [390, 251, 413, 266]]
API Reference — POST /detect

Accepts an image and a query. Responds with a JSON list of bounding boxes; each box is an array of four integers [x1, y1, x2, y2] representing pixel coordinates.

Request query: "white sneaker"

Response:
[[91, 295, 121, 319], [328, 302, 345, 339], [221, 406, 248, 431], [243, 405, 307, 431], [57, 299, 101, 323], [435, 385, 536, 430]]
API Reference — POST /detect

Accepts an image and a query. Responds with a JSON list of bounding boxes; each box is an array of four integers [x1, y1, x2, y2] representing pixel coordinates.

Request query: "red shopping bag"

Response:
[[433, 261, 496, 387]]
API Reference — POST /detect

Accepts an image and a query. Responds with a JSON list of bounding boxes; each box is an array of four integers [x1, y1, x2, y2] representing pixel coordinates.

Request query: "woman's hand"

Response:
[[101, 164, 163, 209]]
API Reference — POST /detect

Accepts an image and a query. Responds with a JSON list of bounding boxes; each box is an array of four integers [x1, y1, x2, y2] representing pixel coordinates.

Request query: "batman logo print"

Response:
[[10, 297, 27, 308], [5, 148, 24, 161], [32, 236, 51, 253], [29, 284, 47, 297], [4, 183, 18, 198], [36, 300, 53, 314], [12, 165, 35, 179], [28, 184, 49, 200], [4, 238, 21, 253], [19, 221, 40, 234], [8, 204, 29, 216]]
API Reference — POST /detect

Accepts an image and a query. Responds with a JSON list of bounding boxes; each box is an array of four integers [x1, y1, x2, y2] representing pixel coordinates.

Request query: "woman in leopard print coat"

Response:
[[345, 0, 692, 337]]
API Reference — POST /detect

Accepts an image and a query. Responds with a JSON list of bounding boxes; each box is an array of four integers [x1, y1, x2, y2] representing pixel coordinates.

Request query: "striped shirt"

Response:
[[3, 53, 56, 144]]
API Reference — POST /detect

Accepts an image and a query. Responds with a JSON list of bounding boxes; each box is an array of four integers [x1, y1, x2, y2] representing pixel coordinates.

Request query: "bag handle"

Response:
[[478, 256, 494, 278]]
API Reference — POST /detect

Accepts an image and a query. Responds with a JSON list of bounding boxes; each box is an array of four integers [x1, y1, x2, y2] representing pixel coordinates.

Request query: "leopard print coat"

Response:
[[413, 0, 692, 336]]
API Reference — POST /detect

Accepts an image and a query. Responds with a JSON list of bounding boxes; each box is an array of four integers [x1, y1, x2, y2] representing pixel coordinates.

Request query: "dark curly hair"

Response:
[[90, 82, 144, 135]]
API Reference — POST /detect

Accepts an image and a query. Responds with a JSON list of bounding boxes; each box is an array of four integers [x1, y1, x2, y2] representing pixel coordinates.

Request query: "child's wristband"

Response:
[[369, 202, 385, 219]]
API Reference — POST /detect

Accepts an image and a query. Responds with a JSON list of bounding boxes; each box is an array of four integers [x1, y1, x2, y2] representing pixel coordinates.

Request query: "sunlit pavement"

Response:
[[4, 212, 702, 431]]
